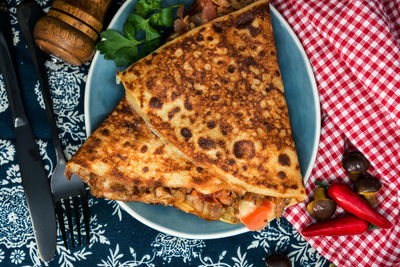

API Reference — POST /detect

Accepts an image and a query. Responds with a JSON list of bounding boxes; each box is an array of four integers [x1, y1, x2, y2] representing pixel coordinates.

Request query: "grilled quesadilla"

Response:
[[67, 0, 306, 231], [118, 0, 306, 200], [67, 98, 296, 229]]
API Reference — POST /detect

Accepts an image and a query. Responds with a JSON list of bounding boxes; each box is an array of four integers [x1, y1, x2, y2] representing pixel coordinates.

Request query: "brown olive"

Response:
[[307, 187, 336, 220], [342, 151, 370, 181], [308, 199, 336, 220], [355, 173, 382, 207], [265, 253, 291, 267]]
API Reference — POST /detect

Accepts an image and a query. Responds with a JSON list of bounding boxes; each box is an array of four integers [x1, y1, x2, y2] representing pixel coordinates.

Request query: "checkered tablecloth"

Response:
[[273, 0, 400, 266]]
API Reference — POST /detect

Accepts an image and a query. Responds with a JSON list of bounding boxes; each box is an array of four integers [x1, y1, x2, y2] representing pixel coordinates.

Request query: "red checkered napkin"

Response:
[[269, 0, 400, 266]]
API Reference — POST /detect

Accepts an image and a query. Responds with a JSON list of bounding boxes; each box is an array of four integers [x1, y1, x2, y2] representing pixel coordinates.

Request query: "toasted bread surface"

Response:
[[119, 0, 306, 200], [67, 98, 239, 194], [66, 98, 293, 223]]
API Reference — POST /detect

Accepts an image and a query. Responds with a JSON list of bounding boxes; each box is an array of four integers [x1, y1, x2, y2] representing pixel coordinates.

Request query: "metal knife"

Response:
[[0, 0, 57, 262]]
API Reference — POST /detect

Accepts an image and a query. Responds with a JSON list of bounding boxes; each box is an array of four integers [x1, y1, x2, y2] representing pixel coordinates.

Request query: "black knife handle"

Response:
[[0, 29, 28, 123], [17, 1, 66, 162], [0, 16, 57, 262]]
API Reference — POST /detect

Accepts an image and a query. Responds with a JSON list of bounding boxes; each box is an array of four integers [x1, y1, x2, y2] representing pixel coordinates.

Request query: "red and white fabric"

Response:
[[270, 0, 400, 266]]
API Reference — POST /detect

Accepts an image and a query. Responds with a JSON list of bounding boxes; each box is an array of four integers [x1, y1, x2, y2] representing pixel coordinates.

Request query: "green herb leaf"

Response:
[[139, 38, 160, 57], [96, 29, 142, 67], [149, 7, 174, 27], [123, 22, 136, 40], [97, 0, 178, 66], [135, 0, 161, 18], [128, 14, 160, 41]]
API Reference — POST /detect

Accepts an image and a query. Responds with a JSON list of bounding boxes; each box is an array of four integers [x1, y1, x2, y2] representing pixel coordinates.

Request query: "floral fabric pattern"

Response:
[[0, 0, 329, 266]]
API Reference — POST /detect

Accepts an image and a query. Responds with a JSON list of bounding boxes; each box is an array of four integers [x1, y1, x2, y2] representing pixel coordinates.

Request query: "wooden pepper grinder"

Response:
[[34, 0, 112, 65]]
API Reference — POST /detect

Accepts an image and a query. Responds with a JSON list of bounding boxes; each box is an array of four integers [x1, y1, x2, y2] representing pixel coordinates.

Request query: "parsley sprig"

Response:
[[97, 0, 181, 67]]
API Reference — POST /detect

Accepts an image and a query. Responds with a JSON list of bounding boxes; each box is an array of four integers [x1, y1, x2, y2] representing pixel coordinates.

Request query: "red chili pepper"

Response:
[[302, 214, 369, 236], [327, 183, 392, 229]]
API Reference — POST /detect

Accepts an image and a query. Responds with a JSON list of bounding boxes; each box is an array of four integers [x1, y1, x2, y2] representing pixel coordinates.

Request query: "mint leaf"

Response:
[[97, 30, 141, 66], [135, 0, 161, 18], [149, 7, 174, 27], [128, 14, 160, 41]]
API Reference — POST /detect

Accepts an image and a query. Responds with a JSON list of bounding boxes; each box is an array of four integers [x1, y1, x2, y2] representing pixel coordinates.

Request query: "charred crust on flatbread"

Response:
[[149, 97, 163, 109], [278, 153, 290, 166], [277, 171, 286, 179], [207, 121, 216, 129], [168, 107, 181, 120], [198, 137, 216, 150], [184, 99, 193, 110], [154, 145, 165, 155], [140, 145, 148, 153], [181, 128, 192, 140], [100, 128, 110, 136], [233, 140, 255, 159]]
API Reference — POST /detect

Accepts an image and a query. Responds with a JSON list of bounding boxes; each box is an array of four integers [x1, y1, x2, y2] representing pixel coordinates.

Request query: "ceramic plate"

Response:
[[85, 0, 320, 239]]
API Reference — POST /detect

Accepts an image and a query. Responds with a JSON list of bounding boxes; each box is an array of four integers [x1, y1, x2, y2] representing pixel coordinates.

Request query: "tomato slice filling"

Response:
[[239, 201, 272, 231]]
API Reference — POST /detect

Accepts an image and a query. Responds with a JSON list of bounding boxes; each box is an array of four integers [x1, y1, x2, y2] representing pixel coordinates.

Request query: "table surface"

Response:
[[0, 0, 330, 266]]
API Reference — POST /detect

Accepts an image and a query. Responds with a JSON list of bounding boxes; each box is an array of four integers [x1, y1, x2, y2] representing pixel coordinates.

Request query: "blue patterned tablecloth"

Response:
[[0, 0, 330, 266]]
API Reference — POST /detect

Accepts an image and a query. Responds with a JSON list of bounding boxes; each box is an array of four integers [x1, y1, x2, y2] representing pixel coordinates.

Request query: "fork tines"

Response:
[[55, 188, 90, 250]]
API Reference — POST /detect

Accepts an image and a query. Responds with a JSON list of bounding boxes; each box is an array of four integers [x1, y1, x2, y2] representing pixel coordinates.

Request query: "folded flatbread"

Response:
[[67, 98, 295, 225], [119, 0, 306, 200], [67, 0, 306, 230]]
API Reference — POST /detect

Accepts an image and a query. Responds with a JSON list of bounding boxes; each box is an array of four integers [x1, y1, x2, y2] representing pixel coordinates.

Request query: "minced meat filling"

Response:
[[104, 182, 272, 222]]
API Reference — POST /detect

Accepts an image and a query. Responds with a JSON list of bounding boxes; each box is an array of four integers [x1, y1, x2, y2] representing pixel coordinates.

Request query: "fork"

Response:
[[17, 1, 90, 250]]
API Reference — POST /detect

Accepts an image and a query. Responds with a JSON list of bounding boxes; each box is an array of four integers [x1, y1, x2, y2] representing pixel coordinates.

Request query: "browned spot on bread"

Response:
[[212, 22, 223, 33], [181, 128, 192, 141], [278, 171, 286, 179], [192, 176, 203, 184], [249, 26, 261, 37], [171, 91, 180, 100], [242, 165, 247, 171], [211, 95, 220, 101], [228, 159, 235, 165], [198, 137, 216, 150], [278, 153, 290, 166], [275, 70, 281, 77], [154, 146, 164, 155], [243, 57, 256, 67], [168, 107, 180, 120], [196, 34, 204, 41], [228, 65, 235, 73], [233, 140, 255, 159], [207, 121, 216, 129], [143, 167, 149, 173], [184, 100, 193, 110], [149, 97, 163, 109], [291, 184, 298, 189], [235, 11, 255, 28], [196, 167, 203, 173], [100, 128, 110, 136], [140, 145, 148, 153]]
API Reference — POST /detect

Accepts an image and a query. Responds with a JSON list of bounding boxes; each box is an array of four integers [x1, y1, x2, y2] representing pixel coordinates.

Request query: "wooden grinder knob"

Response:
[[34, 0, 112, 65]]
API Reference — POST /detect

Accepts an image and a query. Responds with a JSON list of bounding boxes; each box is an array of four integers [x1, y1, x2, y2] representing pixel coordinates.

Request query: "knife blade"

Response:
[[0, 0, 57, 262]]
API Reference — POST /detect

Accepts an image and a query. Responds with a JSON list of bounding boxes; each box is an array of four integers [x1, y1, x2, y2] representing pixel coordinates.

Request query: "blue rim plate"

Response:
[[84, 0, 320, 239]]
